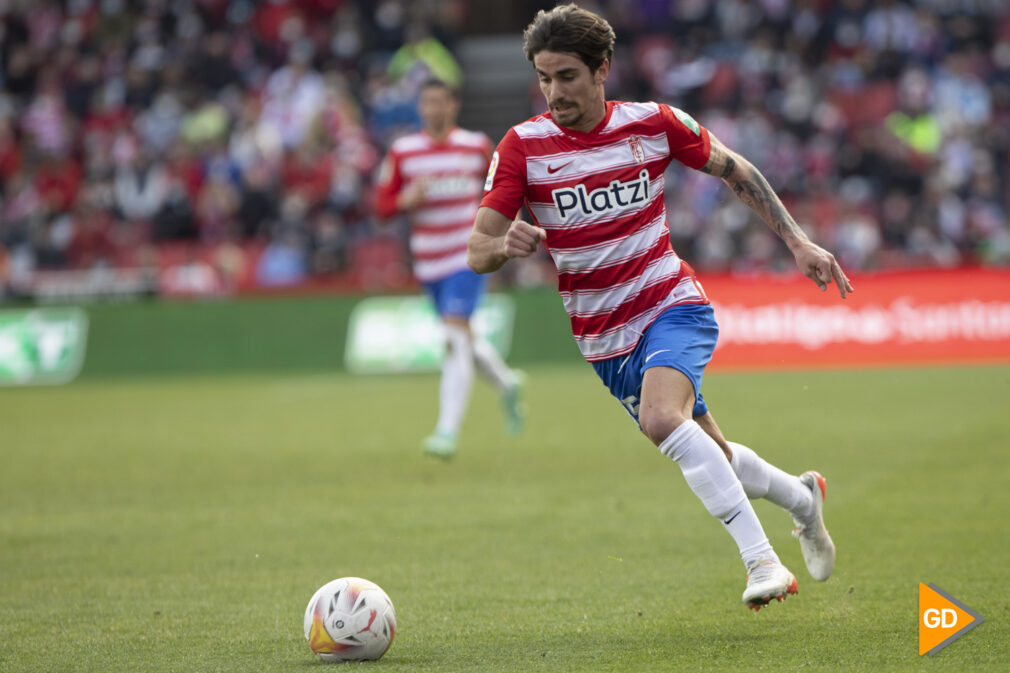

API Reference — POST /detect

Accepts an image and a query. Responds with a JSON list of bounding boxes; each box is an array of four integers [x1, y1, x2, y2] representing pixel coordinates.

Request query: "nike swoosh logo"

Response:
[[644, 349, 671, 363], [723, 511, 741, 525], [547, 161, 574, 174]]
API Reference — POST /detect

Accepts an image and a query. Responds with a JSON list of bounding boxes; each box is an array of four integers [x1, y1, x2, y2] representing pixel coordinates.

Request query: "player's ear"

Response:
[[594, 59, 610, 86]]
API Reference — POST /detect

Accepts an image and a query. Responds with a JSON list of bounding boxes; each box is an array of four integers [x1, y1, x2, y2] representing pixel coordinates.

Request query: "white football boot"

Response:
[[792, 471, 835, 581], [742, 557, 798, 611]]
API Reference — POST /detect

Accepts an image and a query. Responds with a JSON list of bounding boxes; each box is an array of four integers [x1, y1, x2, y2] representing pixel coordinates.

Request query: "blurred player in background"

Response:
[[375, 78, 525, 459], [469, 4, 852, 610]]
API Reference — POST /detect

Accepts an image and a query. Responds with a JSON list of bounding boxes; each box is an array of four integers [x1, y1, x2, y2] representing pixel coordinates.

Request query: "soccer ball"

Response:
[[303, 577, 397, 662]]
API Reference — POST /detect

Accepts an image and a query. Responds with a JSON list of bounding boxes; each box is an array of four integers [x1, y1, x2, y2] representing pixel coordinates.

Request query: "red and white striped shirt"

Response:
[[375, 127, 491, 283], [481, 101, 712, 362]]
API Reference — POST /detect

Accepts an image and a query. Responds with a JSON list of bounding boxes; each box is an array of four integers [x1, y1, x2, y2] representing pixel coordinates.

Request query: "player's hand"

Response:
[[503, 219, 547, 259], [792, 240, 853, 298], [397, 180, 427, 211]]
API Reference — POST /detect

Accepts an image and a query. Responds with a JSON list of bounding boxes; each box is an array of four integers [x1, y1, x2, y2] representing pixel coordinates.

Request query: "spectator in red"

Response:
[[0, 119, 22, 187], [281, 139, 334, 207], [34, 154, 82, 213], [67, 192, 117, 270], [253, 0, 300, 52]]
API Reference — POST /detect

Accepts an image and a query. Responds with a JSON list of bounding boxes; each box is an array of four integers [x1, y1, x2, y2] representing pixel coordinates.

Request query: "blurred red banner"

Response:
[[703, 267, 1010, 370]]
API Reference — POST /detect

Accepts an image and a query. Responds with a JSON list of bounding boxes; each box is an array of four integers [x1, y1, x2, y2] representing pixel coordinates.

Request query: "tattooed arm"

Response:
[[700, 133, 854, 298]]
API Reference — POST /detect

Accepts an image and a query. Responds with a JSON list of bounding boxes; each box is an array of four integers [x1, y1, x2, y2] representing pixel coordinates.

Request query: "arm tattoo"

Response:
[[727, 164, 804, 243], [700, 154, 736, 179], [718, 155, 735, 179]]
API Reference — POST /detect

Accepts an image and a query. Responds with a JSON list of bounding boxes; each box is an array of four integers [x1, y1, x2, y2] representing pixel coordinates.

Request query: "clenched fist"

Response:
[[503, 219, 547, 259]]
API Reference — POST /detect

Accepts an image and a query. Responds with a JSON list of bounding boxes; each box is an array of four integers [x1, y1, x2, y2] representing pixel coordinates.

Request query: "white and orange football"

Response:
[[303, 577, 396, 662]]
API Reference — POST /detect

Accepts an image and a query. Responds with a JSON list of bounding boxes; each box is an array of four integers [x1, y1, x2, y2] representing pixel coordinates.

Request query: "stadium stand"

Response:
[[1, 0, 1008, 301]]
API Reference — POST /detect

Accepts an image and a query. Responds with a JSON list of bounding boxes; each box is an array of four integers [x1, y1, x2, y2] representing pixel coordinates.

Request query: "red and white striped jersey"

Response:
[[481, 101, 712, 362], [375, 127, 491, 283]]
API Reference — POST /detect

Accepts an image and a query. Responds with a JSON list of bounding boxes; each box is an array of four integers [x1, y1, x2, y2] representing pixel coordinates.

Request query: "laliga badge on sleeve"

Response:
[[918, 583, 984, 656], [484, 151, 499, 192]]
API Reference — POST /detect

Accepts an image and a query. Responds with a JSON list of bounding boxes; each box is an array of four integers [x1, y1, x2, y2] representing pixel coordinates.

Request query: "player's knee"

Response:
[[443, 322, 471, 354], [639, 407, 689, 446]]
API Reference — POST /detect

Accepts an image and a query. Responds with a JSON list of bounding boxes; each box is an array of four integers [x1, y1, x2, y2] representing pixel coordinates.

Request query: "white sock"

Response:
[[729, 442, 813, 519], [660, 421, 776, 567], [434, 324, 474, 436], [472, 336, 514, 392]]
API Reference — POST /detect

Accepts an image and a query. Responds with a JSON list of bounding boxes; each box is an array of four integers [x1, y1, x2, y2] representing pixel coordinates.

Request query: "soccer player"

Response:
[[469, 4, 851, 610], [375, 77, 525, 459]]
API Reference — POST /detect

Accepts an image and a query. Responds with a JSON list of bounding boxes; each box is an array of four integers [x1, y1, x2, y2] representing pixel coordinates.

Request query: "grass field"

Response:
[[2, 364, 1008, 672]]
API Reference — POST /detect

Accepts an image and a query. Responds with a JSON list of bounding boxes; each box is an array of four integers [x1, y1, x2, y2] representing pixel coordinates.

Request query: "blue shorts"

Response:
[[422, 268, 486, 319], [591, 303, 718, 427]]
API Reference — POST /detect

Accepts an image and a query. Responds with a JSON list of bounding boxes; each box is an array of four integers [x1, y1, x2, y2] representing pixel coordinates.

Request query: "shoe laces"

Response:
[[791, 498, 818, 539], [746, 558, 781, 583], [794, 520, 825, 544]]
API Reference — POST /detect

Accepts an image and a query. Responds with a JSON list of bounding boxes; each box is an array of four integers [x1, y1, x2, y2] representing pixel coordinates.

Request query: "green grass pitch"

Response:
[[2, 364, 1008, 672]]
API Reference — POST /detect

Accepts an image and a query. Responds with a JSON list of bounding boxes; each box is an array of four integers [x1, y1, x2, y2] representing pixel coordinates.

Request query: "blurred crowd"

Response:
[[0, 0, 464, 297], [591, 0, 1010, 274], [1, 0, 1009, 299]]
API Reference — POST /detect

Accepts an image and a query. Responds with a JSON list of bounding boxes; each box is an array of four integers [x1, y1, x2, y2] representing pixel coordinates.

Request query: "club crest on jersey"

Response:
[[628, 135, 645, 164], [551, 169, 650, 222]]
